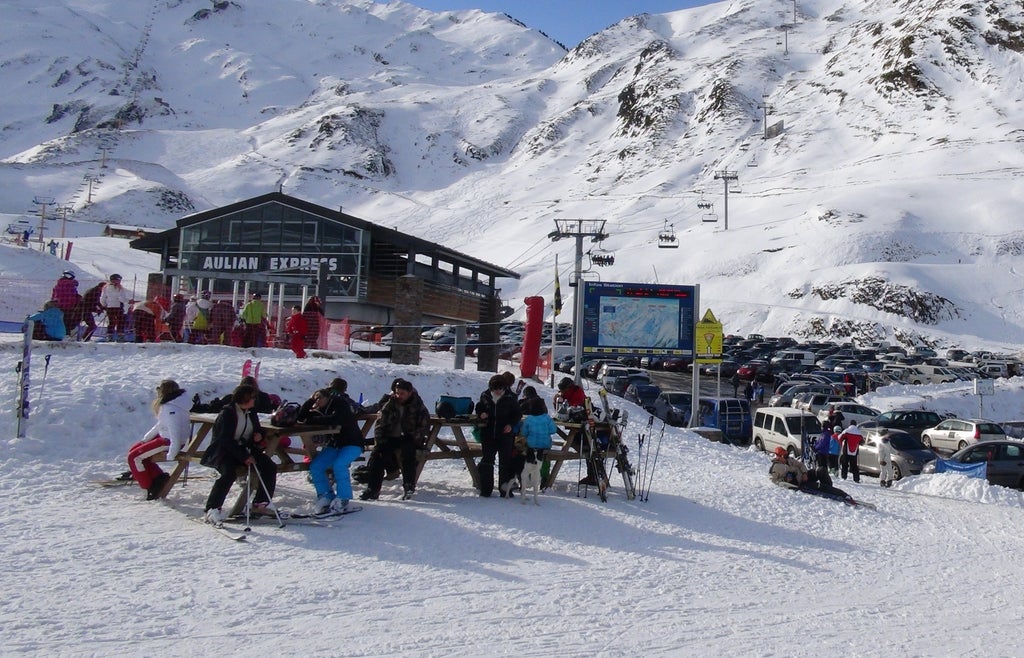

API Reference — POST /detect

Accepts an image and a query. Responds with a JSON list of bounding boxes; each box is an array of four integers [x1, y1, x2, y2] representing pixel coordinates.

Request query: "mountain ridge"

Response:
[[2, 0, 1024, 351]]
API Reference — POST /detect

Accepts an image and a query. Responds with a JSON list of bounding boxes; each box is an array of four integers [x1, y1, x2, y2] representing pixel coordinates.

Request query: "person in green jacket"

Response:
[[239, 292, 268, 348]]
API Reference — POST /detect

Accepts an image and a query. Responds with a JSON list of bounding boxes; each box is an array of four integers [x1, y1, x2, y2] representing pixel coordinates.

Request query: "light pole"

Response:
[[713, 171, 738, 231], [548, 219, 609, 386]]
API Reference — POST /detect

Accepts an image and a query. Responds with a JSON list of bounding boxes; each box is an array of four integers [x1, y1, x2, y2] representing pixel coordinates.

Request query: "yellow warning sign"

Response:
[[695, 308, 723, 363]]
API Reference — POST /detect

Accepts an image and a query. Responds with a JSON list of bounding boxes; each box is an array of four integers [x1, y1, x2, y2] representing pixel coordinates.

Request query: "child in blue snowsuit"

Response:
[[28, 301, 67, 341]]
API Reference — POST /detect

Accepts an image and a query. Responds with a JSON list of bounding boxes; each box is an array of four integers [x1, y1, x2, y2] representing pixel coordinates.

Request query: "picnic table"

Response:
[[156, 412, 633, 507]]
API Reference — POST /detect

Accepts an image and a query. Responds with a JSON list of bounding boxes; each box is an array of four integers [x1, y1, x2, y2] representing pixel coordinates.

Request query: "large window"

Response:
[[179, 202, 364, 299]]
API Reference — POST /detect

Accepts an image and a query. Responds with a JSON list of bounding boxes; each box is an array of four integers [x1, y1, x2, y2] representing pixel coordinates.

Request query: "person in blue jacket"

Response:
[[28, 300, 67, 341], [299, 388, 364, 514]]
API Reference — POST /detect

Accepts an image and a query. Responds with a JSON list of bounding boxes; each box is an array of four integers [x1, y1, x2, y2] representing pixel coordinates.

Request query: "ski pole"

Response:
[[250, 460, 284, 528], [643, 421, 666, 502], [244, 463, 252, 532]]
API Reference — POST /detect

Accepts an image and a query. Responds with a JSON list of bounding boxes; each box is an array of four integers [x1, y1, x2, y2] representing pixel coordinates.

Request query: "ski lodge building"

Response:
[[130, 191, 518, 368]]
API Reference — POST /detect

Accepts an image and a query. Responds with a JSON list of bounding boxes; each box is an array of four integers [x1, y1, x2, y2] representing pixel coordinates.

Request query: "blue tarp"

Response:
[[933, 458, 987, 479]]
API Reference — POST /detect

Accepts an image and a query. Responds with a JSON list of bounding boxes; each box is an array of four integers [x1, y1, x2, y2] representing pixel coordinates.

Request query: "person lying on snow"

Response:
[[769, 446, 851, 500]]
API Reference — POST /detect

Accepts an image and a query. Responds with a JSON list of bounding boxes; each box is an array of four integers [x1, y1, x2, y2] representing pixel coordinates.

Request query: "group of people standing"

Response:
[[32, 269, 324, 355]]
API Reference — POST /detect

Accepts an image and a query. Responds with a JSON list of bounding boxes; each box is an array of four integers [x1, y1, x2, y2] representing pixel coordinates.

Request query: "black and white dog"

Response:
[[520, 447, 544, 505]]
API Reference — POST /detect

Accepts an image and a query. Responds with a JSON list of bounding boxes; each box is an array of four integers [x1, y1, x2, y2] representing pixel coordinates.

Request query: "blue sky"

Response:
[[398, 1, 716, 48]]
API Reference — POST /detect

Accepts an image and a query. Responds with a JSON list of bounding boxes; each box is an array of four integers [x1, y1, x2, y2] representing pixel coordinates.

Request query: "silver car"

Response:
[[858, 429, 937, 480], [920, 418, 1006, 454]]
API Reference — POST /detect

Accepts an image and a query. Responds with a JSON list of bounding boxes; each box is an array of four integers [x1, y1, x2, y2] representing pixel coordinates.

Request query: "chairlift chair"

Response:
[[658, 221, 679, 249], [590, 248, 615, 267]]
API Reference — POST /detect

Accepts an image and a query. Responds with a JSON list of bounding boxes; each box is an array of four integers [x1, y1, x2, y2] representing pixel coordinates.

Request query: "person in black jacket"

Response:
[[360, 378, 431, 501], [300, 388, 365, 514], [201, 384, 276, 524], [475, 374, 523, 498]]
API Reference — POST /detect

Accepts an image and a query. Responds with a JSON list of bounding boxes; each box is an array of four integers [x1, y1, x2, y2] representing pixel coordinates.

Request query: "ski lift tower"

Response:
[[30, 196, 55, 244], [548, 219, 609, 386], [713, 171, 739, 231]]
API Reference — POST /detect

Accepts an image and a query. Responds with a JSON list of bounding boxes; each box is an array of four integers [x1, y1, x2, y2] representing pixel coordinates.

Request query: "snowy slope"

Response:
[[2, 338, 1024, 655]]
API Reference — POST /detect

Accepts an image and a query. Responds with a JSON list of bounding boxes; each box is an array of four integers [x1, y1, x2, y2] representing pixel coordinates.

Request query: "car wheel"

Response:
[[754, 437, 765, 452], [892, 464, 903, 481], [922, 435, 933, 449], [957, 440, 968, 451]]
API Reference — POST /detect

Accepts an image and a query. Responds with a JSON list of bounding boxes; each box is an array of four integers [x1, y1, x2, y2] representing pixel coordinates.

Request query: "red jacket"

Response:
[[839, 427, 863, 454], [286, 314, 308, 337]]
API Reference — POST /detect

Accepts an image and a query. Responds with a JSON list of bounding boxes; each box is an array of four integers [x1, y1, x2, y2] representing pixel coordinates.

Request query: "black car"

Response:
[[922, 440, 1024, 490], [624, 383, 662, 412], [873, 409, 944, 440]]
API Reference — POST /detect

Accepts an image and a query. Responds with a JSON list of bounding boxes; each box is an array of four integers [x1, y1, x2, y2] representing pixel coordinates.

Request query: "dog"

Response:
[[519, 447, 543, 505]]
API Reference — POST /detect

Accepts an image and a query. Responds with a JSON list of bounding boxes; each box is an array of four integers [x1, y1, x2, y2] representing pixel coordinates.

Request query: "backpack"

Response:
[[435, 395, 474, 419], [193, 306, 210, 330], [270, 401, 300, 427]]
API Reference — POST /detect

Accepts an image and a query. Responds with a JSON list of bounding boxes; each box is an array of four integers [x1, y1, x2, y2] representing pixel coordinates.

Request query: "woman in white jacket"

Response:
[[127, 379, 192, 499]]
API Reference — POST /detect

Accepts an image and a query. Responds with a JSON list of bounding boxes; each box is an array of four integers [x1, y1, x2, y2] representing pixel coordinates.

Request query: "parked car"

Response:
[[609, 373, 653, 396], [920, 419, 1007, 454], [599, 366, 646, 390], [873, 409, 944, 440], [816, 402, 880, 429], [858, 429, 937, 480], [751, 407, 822, 455], [553, 354, 576, 373], [737, 359, 772, 382], [653, 391, 693, 426], [661, 357, 692, 372], [791, 393, 846, 416], [922, 440, 1024, 490], [768, 383, 840, 408], [624, 383, 662, 412]]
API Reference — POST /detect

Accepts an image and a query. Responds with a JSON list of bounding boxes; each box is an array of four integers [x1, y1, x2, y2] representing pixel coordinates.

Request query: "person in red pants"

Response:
[[285, 305, 307, 358], [127, 379, 192, 499]]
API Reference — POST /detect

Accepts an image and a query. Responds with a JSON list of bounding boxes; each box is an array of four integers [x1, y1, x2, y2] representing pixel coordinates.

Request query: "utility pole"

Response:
[[758, 94, 774, 139], [713, 171, 739, 231], [548, 219, 609, 386], [31, 196, 55, 244], [780, 24, 790, 56]]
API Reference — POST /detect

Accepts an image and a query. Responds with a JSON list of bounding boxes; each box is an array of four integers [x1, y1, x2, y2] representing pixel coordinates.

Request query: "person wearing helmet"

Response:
[[829, 425, 842, 475], [99, 273, 133, 341], [837, 420, 863, 483], [51, 270, 81, 337], [769, 446, 809, 486]]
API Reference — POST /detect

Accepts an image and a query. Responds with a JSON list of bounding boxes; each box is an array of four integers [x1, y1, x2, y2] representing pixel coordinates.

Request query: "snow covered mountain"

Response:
[[3, 0, 1024, 352]]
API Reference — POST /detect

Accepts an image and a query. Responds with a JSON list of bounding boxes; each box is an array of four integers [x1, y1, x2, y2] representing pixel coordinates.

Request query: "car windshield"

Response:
[[888, 434, 925, 450], [976, 423, 1005, 435], [666, 393, 690, 405]]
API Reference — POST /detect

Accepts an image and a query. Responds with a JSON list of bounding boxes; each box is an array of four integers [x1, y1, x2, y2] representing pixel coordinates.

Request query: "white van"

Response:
[[770, 349, 817, 367], [905, 365, 958, 385], [752, 407, 822, 455]]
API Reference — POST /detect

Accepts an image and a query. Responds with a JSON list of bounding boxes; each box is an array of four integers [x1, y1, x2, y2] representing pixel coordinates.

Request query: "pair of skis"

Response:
[[193, 506, 364, 540], [597, 388, 637, 501]]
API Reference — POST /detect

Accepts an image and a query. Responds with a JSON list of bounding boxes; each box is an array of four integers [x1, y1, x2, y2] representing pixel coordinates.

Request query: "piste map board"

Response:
[[581, 281, 696, 357]]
